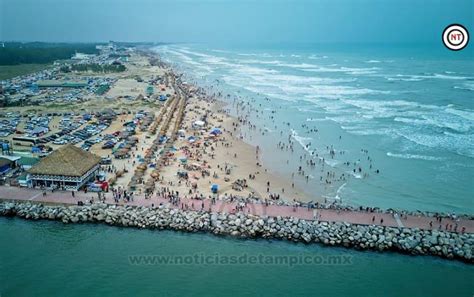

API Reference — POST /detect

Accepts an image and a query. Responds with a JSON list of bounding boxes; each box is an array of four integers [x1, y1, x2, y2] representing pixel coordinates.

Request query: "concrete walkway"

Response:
[[0, 186, 472, 234]]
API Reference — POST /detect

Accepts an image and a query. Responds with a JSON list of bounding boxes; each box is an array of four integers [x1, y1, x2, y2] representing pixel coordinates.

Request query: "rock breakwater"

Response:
[[1, 201, 472, 263]]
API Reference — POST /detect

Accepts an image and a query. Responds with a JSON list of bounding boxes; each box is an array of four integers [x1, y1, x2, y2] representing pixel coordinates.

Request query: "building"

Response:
[[71, 53, 96, 60], [17, 155, 40, 170], [36, 80, 88, 88], [0, 155, 20, 175], [28, 144, 101, 190], [30, 126, 49, 137]]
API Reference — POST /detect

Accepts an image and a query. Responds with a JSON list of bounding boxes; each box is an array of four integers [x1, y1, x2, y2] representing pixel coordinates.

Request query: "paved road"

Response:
[[0, 186, 472, 234]]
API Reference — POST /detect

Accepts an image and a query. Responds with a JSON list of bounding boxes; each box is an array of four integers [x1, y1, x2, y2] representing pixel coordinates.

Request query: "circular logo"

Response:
[[442, 24, 469, 51]]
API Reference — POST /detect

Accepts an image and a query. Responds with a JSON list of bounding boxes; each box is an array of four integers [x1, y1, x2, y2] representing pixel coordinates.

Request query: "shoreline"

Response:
[[1, 49, 473, 265], [154, 46, 474, 216], [153, 53, 472, 218], [150, 67, 315, 205], [214, 98, 316, 202], [1, 199, 473, 264]]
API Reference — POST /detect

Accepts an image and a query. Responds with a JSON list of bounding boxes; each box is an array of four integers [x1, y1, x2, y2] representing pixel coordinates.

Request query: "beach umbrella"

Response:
[[108, 176, 117, 185], [187, 136, 196, 143]]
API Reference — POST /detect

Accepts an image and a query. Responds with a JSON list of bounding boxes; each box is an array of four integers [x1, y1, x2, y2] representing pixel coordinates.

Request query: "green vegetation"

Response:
[[0, 42, 99, 66], [0, 64, 51, 80], [67, 63, 126, 73]]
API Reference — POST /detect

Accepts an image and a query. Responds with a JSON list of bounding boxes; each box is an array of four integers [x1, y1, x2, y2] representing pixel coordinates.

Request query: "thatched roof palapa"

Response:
[[28, 144, 101, 177]]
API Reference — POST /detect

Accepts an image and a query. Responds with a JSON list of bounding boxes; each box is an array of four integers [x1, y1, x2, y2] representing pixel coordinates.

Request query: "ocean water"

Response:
[[3, 45, 473, 296], [155, 44, 474, 214], [1, 218, 473, 297]]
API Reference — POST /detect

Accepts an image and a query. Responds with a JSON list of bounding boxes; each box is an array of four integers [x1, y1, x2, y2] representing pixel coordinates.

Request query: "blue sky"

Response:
[[1, 0, 473, 45]]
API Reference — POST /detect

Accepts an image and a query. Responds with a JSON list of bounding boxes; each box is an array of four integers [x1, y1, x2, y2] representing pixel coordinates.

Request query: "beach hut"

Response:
[[28, 145, 101, 191]]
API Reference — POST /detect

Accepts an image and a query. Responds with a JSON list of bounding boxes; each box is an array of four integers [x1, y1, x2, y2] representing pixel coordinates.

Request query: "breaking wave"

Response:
[[386, 152, 444, 161]]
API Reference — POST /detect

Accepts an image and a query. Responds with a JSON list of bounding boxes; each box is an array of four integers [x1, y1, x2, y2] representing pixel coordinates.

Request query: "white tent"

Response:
[[192, 120, 205, 128]]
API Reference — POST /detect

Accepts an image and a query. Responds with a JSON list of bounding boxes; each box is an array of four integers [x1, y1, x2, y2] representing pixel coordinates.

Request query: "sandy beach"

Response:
[[97, 57, 315, 205], [157, 95, 313, 203]]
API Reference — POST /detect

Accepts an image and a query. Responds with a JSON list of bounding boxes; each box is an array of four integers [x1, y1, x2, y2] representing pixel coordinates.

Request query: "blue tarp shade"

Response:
[[210, 128, 222, 135], [0, 164, 10, 174]]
